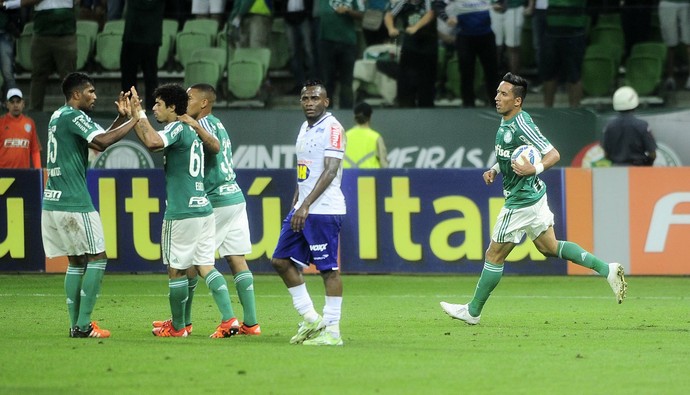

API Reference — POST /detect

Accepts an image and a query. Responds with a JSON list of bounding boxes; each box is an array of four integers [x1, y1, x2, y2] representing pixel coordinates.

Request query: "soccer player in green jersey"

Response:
[[170, 83, 260, 336], [129, 84, 240, 338], [41, 72, 138, 338], [440, 73, 628, 325]]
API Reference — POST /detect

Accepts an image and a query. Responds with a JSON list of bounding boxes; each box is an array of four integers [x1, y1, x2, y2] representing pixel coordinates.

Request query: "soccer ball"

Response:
[[511, 145, 542, 166]]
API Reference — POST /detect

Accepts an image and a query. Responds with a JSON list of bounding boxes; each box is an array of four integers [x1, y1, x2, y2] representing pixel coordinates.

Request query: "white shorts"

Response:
[[191, 0, 227, 15], [214, 203, 252, 257], [490, 7, 525, 47], [161, 215, 215, 269], [41, 210, 106, 258], [491, 194, 555, 244], [658, 1, 690, 46]]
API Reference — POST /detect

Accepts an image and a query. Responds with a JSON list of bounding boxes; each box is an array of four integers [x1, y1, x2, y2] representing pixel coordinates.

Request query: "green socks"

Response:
[[64, 265, 85, 327], [205, 269, 235, 321], [76, 259, 107, 330], [185, 275, 199, 326], [169, 277, 189, 331], [468, 262, 504, 317], [557, 241, 609, 276], [234, 270, 257, 326]]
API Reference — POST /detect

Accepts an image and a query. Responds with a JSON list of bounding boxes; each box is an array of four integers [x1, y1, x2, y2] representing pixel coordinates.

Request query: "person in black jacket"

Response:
[[602, 86, 657, 166]]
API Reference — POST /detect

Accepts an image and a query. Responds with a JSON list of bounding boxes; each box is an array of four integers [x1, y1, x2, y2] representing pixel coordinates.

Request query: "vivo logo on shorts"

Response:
[[309, 243, 328, 252]]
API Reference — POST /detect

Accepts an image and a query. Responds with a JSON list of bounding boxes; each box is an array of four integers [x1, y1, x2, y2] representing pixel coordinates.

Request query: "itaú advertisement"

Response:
[[0, 168, 567, 273]]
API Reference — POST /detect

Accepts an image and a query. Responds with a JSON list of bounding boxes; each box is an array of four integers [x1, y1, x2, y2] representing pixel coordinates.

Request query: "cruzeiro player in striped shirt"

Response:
[[172, 83, 260, 336], [129, 84, 240, 338], [441, 73, 628, 325], [42, 72, 138, 338]]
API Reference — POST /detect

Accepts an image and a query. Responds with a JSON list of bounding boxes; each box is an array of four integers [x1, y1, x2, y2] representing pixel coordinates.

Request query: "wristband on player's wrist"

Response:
[[491, 163, 500, 174], [138, 110, 146, 119], [534, 163, 544, 175]]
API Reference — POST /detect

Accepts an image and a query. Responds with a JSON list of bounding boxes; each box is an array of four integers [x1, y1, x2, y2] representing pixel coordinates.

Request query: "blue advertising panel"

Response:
[[337, 169, 567, 274], [1, 168, 567, 274], [0, 169, 44, 271]]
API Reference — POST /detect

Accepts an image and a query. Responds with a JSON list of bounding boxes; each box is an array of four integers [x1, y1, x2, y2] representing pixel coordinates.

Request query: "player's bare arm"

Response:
[[129, 87, 165, 151], [177, 114, 220, 154]]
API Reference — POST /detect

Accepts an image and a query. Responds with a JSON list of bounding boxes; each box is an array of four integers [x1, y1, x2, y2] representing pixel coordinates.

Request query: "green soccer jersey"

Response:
[[493, 110, 553, 209], [200, 114, 245, 208], [43, 105, 105, 212], [159, 121, 212, 220]]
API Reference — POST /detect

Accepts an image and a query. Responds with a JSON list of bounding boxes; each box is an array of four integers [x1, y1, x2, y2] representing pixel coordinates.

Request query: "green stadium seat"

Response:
[[630, 42, 667, 63], [158, 19, 179, 69], [232, 47, 271, 77], [102, 19, 125, 34], [76, 32, 91, 70], [582, 55, 616, 97], [227, 60, 264, 99], [184, 47, 228, 88], [178, 19, 219, 45], [269, 18, 290, 70], [95, 31, 123, 70], [22, 21, 33, 34], [175, 32, 213, 67], [624, 53, 663, 96], [585, 43, 621, 73]]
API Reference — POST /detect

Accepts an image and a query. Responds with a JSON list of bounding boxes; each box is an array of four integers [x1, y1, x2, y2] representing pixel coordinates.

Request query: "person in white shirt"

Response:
[[271, 80, 347, 346]]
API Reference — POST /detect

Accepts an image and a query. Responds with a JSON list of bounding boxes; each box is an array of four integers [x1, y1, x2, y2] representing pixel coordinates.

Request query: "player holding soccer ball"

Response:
[[440, 73, 627, 325]]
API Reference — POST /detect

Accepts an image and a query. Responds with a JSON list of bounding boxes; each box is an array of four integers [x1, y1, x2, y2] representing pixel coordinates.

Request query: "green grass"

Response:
[[0, 274, 688, 395]]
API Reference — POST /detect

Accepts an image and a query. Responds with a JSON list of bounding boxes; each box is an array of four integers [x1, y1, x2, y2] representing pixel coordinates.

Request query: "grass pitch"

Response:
[[0, 273, 688, 395]]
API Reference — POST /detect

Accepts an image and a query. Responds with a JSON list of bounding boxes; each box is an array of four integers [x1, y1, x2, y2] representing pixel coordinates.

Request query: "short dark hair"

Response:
[[303, 79, 327, 94], [62, 72, 94, 100], [153, 83, 188, 115], [354, 102, 372, 124], [502, 72, 528, 102], [189, 83, 217, 102]]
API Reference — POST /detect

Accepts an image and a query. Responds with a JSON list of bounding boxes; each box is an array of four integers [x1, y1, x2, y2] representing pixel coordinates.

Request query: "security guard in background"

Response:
[[601, 86, 657, 166], [343, 102, 389, 168]]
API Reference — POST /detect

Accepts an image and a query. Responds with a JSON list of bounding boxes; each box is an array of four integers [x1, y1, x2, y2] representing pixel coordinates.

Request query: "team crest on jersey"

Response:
[[503, 130, 513, 143], [330, 125, 342, 149]]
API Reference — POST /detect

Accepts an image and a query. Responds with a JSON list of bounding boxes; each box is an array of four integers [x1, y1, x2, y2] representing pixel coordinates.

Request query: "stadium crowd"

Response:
[[0, 0, 688, 111]]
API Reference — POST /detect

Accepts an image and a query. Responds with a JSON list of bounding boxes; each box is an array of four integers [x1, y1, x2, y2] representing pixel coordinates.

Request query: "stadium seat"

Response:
[[269, 18, 290, 71], [76, 20, 99, 52], [158, 19, 179, 69], [227, 60, 264, 99], [76, 32, 91, 70], [624, 53, 663, 96], [585, 43, 621, 73], [21, 21, 33, 34], [630, 42, 667, 64], [95, 31, 123, 70], [184, 47, 228, 88], [595, 13, 621, 28], [589, 25, 624, 50], [177, 19, 219, 46], [582, 55, 616, 97], [102, 19, 125, 34], [232, 47, 271, 77], [175, 32, 213, 68]]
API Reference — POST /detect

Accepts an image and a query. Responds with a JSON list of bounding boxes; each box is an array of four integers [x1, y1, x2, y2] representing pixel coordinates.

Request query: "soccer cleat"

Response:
[[302, 330, 343, 346], [440, 302, 480, 325], [289, 316, 324, 344], [152, 320, 188, 337], [239, 322, 262, 336], [152, 319, 192, 334], [607, 262, 628, 304], [71, 321, 111, 338], [209, 318, 240, 338]]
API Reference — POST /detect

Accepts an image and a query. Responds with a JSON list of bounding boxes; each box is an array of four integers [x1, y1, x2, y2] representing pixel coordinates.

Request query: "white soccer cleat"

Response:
[[302, 330, 343, 346], [607, 263, 627, 304], [440, 302, 480, 325], [289, 316, 325, 344]]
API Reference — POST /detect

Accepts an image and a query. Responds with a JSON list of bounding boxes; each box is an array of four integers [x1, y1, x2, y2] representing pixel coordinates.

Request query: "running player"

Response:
[[440, 72, 628, 325]]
